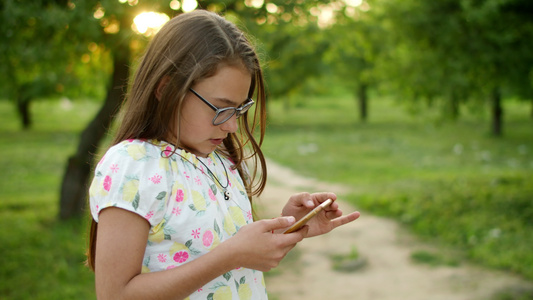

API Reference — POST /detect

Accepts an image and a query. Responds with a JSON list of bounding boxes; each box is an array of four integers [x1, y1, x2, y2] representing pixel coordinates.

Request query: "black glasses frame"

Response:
[[189, 88, 255, 125]]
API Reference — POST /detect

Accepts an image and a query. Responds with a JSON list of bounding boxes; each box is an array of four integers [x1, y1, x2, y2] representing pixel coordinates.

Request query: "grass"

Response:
[[0, 94, 532, 298], [0, 99, 98, 299], [261, 94, 533, 281]]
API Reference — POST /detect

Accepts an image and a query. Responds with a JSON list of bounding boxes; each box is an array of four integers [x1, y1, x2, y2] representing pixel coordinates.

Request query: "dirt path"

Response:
[[257, 160, 532, 300]]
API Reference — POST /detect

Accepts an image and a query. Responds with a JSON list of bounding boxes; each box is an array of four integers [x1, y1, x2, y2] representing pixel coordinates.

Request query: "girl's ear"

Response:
[[155, 76, 171, 101]]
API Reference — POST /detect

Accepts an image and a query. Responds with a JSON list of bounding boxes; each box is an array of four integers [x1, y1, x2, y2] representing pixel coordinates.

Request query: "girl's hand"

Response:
[[221, 217, 307, 272], [281, 192, 360, 238]]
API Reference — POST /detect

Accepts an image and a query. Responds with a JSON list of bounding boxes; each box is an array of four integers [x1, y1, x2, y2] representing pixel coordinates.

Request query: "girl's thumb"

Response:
[[266, 216, 295, 232]]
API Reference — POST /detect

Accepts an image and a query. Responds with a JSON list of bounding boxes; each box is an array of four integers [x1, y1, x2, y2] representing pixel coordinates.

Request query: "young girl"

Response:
[[87, 10, 360, 300]]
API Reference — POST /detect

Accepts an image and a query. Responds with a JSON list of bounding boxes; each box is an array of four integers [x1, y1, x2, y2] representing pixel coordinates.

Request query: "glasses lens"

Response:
[[236, 100, 254, 118], [214, 109, 236, 125], [212, 99, 254, 125]]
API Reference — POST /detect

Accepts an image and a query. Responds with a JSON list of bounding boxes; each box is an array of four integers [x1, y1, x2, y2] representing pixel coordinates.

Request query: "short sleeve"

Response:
[[89, 140, 172, 226]]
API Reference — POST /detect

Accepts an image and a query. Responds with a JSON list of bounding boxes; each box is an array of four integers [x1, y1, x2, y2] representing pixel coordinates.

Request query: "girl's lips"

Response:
[[210, 138, 224, 145]]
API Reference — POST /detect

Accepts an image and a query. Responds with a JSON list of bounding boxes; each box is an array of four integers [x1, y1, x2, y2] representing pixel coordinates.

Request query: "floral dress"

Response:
[[89, 139, 268, 300]]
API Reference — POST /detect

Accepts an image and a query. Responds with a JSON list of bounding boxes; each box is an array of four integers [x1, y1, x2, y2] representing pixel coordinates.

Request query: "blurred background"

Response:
[[0, 0, 532, 299]]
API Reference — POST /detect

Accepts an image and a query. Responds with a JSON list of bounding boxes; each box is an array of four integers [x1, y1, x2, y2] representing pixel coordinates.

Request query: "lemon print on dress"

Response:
[[169, 242, 190, 264], [223, 213, 236, 236], [126, 144, 147, 160], [159, 155, 177, 171], [122, 179, 139, 203], [141, 265, 151, 273], [148, 219, 166, 244], [211, 285, 232, 300], [238, 283, 252, 300], [89, 176, 108, 197], [229, 206, 247, 227], [189, 190, 207, 212]]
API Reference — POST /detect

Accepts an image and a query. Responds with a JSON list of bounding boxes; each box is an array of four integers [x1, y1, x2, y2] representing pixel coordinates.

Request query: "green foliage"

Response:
[[410, 250, 460, 267], [492, 286, 533, 300], [262, 94, 533, 280], [0, 100, 99, 298], [376, 0, 533, 109], [0, 0, 110, 103], [330, 245, 367, 272]]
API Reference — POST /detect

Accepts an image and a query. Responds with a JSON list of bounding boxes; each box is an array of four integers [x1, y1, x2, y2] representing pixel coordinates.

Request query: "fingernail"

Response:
[[285, 216, 295, 223], [307, 200, 314, 207]]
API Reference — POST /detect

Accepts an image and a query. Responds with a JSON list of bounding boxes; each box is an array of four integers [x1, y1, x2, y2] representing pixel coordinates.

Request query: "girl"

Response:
[[87, 10, 360, 300]]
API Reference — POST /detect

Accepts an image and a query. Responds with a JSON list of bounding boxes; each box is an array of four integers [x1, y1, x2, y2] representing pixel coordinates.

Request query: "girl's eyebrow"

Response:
[[213, 97, 247, 107]]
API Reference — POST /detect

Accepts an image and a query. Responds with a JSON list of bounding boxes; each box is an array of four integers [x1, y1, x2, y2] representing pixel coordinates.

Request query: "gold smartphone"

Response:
[[283, 199, 333, 234]]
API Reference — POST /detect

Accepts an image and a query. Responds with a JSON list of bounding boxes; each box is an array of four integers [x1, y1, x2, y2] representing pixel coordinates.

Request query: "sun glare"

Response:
[[245, 0, 264, 9], [133, 12, 170, 36], [345, 0, 363, 7], [182, 0, 198, 12]]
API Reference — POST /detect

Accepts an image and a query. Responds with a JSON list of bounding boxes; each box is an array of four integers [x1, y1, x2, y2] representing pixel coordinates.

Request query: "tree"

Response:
[[58, 0, 351, 219], [0, 0, 108, 129], [59, 0, 148, 219], [324, 2, 383, 122], [376, 0, 533, 136]]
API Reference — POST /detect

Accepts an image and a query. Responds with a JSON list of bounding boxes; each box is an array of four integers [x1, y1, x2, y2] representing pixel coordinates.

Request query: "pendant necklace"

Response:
[[174, 150, 231, 201]]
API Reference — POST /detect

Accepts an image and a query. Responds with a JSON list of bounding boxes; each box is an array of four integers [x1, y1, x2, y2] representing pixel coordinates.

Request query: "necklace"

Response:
[[173, 150, 231, 201]]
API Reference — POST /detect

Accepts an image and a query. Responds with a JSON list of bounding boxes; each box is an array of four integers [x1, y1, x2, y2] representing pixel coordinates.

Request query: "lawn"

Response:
[[261, 94, 533, 281], [0, 100, 98, 299], [0, 94, 531, 299]]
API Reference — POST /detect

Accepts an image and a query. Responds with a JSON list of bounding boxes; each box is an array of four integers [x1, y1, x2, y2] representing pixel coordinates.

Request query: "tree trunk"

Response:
[[357, 84, 368, 122], [491, 87, 503, 137], [59, 44, 130, 219], [16, 95, 31, 129], [450, 92, 459, 120]]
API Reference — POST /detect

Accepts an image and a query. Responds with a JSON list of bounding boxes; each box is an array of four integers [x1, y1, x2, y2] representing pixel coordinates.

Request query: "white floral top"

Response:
[[89, 139, 268, 300]]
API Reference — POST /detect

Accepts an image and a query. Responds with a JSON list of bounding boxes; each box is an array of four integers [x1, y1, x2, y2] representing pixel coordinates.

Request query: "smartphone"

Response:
[[283, 199, 333, 234]]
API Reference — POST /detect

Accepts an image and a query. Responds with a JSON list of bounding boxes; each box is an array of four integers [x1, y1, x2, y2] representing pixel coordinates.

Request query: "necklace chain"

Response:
[[174, 150, 231, 201], [159, 144, 252, 215]]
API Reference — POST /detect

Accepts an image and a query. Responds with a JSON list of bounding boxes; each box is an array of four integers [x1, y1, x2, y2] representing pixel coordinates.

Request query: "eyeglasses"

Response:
[[189, 88, 255, 126]]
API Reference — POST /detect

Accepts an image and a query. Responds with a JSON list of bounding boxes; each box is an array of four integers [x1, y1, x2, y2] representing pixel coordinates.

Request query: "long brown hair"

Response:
[[87, 10, 267, 271]]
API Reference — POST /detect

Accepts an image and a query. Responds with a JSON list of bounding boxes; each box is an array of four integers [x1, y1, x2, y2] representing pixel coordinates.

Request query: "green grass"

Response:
[[262, 95, 533, 281], [0, 100, 98, 299]]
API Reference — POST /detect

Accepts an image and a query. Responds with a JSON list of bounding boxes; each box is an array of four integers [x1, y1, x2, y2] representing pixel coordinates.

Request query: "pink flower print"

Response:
[[173, 251, 189, 263], [110, 164, 119, 173], [126, 139, 135, 142], [166, 265, 177, 270], [163, 146, 173, 157], [175, 189, 184, 202], [145, 211, 154, 220], [172, 207, 182, 216], [198, 288, 203, 292], [183, 171, 190, 179], [191, 228, 201, 239], [149, 174, 162, 184], [246, 210, 252, 220], [157, 254, 167, 263], [202, 230, 214, 247], [103, 175, 112, 192], [208, 189, 216, 201], [194, 176, 202, 185]]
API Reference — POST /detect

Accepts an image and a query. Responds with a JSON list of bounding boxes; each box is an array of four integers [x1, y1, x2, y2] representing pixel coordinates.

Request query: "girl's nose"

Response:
[[219, 114, 238, 133]]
